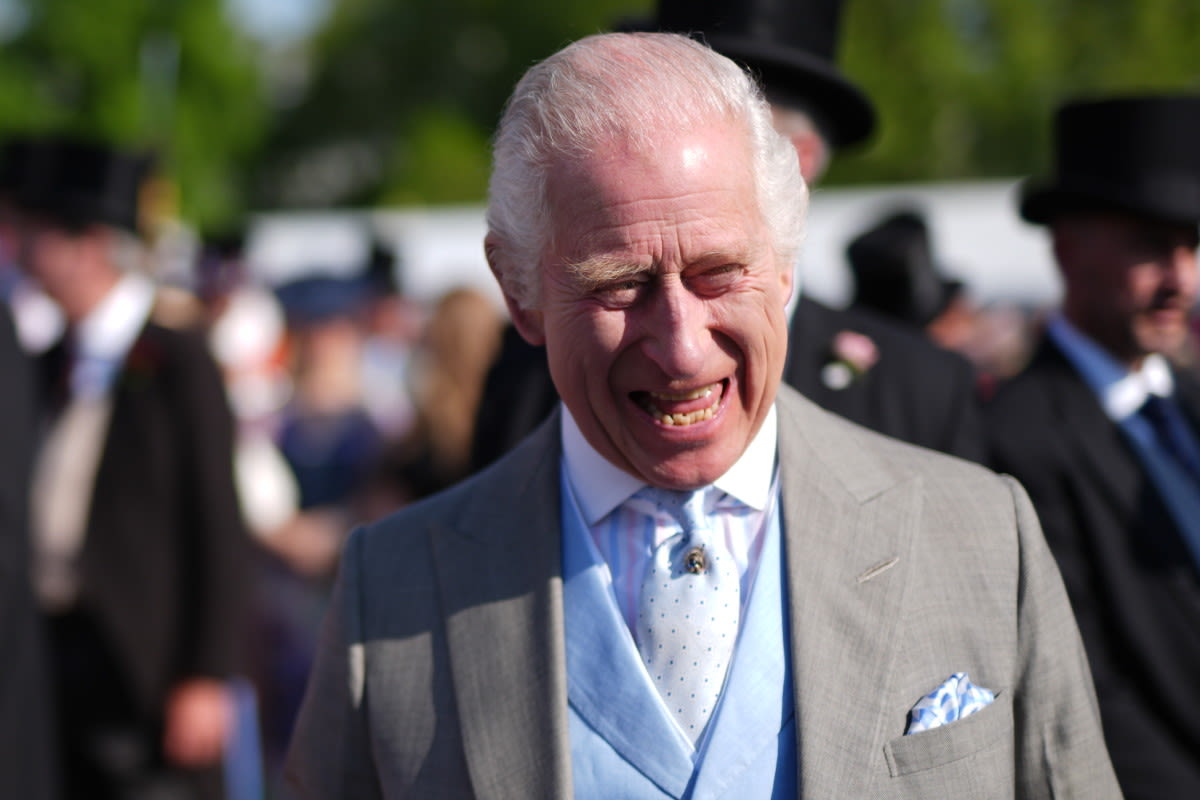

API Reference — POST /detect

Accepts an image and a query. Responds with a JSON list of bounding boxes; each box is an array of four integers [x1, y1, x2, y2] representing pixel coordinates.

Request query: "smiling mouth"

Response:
[[634, 381, 725, 426]]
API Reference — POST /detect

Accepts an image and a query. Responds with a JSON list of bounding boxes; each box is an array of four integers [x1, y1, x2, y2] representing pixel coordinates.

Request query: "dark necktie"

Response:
[[1138, 394, 1200, 486], [47, 329, 77, 418]]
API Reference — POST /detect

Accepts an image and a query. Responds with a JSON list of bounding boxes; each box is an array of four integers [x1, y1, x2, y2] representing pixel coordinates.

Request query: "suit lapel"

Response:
[[775, 388, 919, 798], [788, 297, 861, 412], [1036, 342, 1143, 513], [431, 414, 572, 800]]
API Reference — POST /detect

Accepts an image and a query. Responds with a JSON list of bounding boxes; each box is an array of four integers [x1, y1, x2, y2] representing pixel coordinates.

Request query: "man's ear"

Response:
[[779, 262, 796, 305], [485, 232, 546, 346], [788, 127, 828, 185]]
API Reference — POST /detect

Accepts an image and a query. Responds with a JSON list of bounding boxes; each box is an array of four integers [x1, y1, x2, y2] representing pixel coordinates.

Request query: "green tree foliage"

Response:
[[0, 0, 268, 230], [833, 0, 1200, 184], [261, 0, 1200, 207], [253, 0, 648, 209], [10, 0, 1192, 218]]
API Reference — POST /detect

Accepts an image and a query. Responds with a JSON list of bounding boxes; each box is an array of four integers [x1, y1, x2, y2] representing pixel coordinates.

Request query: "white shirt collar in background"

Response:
[[1047, 314, 1174, 422], [71, 273, 155, 399]]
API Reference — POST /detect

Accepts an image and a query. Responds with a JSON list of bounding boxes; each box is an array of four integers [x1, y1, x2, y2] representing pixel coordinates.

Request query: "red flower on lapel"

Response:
[[821, 330, 879, 391], [122, 333, 164, 389]]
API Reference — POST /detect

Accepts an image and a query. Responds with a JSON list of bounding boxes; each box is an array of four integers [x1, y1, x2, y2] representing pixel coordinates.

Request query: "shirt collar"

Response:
[[71, 272, 155, 398], [561, 402, 779, 526], [1047, 315, 1174, 421], [75, 272, 155, 363]]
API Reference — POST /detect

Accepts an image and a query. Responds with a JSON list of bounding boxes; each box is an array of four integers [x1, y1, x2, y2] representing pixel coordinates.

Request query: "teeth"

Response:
[[657, 406, 716, 426], [650, 386, 714, 402]]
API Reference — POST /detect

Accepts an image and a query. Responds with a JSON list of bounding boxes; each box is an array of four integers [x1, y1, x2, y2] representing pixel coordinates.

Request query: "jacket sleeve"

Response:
[[171, 327, 251, 679], [1005, 475, 1121, 798], [285, 526, 384, 799]]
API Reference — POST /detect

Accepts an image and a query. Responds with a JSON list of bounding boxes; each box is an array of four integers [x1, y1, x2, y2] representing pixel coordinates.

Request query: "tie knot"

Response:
[[636, 486, 710, 535]]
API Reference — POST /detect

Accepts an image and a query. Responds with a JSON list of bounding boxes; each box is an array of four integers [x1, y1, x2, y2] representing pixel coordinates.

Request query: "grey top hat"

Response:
[[642, 0, 876, 147], [1019, 94, 1200, 226]]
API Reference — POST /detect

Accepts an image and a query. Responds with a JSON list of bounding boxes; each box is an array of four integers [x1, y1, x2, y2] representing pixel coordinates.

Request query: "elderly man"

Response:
[[987, 95, 1200, 799], [287, 33, 1117, 798], [472, 0, 985, 471]]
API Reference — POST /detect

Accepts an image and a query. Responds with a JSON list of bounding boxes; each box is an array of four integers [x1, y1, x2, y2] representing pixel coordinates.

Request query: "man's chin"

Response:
[[630, 447, 741, 491]]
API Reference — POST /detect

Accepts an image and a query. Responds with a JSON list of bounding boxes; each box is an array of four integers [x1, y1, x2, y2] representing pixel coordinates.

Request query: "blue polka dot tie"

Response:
[[635, 487, 740, 744]]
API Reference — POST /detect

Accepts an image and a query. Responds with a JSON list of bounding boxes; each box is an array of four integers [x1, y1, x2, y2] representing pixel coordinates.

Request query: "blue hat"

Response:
[[276, 275, 370, 325]]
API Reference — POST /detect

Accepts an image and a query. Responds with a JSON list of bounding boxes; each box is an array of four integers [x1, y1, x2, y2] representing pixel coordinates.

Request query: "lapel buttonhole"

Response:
[[857, 557, 900, 584]]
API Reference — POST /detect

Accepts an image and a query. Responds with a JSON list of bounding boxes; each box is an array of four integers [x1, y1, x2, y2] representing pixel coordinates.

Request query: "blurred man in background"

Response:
[[16, 137, 249, 800], [846, 208, 975, 350], [664, 0, 984, 461], [987, 94, 1200, 799]]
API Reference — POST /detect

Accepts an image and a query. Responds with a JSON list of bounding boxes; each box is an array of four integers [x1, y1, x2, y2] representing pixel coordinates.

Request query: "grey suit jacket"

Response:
[[286, 386, 1119, 799]]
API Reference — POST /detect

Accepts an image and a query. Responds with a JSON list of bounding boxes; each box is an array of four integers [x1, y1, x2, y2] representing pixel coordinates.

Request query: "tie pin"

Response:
[[684, 546, 707, 574]]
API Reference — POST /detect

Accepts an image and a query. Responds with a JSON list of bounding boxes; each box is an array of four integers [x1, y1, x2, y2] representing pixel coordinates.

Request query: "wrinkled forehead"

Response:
[[544, 121, 764, 245]]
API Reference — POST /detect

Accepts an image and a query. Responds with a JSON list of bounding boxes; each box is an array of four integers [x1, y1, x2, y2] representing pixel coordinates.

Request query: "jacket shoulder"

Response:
[[353, 414, 561, 573]]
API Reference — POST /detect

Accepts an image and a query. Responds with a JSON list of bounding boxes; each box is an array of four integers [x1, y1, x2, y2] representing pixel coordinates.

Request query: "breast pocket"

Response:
[[884, 690, 1012, 777]]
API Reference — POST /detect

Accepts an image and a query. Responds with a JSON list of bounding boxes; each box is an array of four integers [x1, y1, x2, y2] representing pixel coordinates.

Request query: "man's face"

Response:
[[523, 120, 792, 490], [1056, 213, 1199, 364], [21, 219, 86, 300]]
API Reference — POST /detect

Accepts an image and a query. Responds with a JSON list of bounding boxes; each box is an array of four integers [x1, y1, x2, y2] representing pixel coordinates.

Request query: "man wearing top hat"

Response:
[[668, 0, 986, 462], [15, 137, 249, 799], [986, 94, 1200, 799], [471, 0, 985, 470]]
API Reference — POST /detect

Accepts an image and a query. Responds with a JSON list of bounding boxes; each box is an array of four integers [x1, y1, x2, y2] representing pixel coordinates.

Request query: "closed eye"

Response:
[[686, 263, 744, 295], [593, 276, 649, 307]]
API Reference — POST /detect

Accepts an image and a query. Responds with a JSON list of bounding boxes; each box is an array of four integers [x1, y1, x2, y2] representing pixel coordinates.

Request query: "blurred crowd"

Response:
[[0, 135, 508, 799], [2, 10, 1199, 800]]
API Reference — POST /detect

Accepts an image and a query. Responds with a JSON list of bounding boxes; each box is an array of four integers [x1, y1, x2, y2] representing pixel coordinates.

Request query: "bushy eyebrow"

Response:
[[563, 255, 652, 292]]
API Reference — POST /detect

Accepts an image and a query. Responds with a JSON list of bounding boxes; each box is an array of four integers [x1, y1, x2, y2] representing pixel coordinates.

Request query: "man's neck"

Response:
[[1060, 309, 1142, 372], [62, 267, 122, 325]]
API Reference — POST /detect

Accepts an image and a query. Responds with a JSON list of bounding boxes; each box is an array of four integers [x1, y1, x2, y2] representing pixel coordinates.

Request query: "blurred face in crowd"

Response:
[[512, 118, 793, 490], [20, 218, 118, 321], [1054, 212, 1199, 367]]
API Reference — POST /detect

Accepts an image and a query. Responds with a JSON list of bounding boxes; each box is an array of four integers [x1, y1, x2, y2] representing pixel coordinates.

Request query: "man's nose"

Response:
[[642, 278, 709, 378]]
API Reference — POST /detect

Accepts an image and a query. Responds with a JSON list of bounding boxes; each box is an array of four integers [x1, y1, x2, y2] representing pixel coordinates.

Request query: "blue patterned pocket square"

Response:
[[905, 672, 995, 734]]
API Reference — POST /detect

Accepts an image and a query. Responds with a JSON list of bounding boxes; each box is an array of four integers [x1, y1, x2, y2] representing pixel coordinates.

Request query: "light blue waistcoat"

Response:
[[561, 466, 797, 799]]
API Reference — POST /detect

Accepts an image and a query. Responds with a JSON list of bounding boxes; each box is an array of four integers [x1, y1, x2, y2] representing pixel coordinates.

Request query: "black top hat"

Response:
[[1020, 94, 1200, 226], [0, 138, 32, 197], [10, 137, 154, 233], [848, 209, 961, 328], [647, 0, 875, 147]]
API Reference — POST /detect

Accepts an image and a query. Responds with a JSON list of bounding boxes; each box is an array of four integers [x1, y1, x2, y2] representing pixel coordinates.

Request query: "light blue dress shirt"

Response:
[[560, 409, 796, 799], [1049, 316, 1200, 572]]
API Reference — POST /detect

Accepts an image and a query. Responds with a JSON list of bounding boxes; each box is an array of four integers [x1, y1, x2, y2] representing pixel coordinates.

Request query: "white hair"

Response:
[[486, 32, 808, 310]]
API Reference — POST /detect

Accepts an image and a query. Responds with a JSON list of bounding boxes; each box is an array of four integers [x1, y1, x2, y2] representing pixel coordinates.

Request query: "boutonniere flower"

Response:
[[821, 330, 879, 390], [122, 335, 164, 388]]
